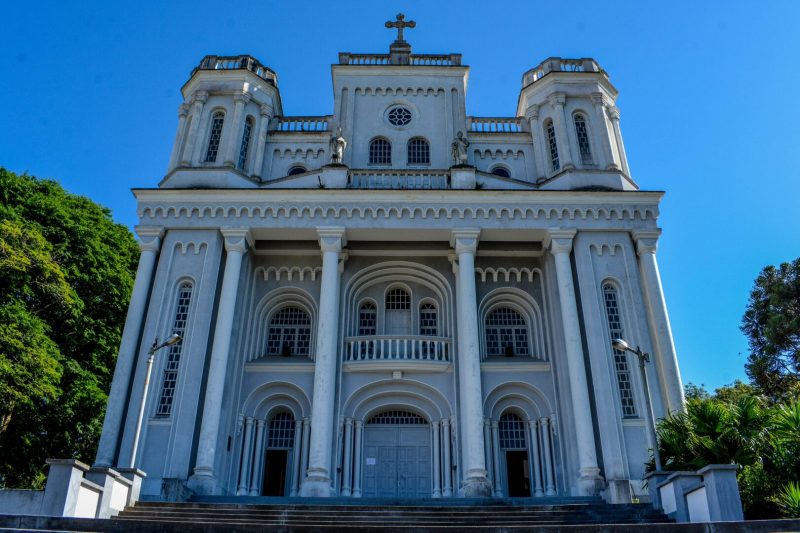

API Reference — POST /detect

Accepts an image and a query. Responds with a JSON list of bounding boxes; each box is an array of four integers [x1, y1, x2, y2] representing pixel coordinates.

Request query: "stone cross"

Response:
[[385, 13, 416, 42]]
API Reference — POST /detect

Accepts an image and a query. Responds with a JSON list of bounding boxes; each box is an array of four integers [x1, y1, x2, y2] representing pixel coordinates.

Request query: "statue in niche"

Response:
[[451, 131, 469, 166], [329, 127, 347, 165]]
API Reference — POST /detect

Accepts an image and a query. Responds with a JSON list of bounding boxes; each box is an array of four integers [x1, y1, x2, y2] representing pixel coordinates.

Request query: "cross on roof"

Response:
[[385, 13, 416, 43]]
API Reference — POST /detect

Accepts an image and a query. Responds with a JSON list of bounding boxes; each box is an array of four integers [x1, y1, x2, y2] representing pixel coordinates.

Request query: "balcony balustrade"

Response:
[[348, 170, 449, 190], [468, 117, 525, 133], [194, 55, 278, 85], [521, 57, 605, 87], [344, 335, 451, 362], [273, 116, 331, 132], [338, 53, 461, 66]]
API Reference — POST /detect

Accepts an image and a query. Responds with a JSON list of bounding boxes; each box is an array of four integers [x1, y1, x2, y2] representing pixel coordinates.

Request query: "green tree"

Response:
[[742, 259, 800, 402], [0, 168, 138, 488]]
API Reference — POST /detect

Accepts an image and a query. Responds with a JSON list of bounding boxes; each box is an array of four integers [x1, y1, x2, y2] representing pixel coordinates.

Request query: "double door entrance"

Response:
[[362, 413, 430, 498]]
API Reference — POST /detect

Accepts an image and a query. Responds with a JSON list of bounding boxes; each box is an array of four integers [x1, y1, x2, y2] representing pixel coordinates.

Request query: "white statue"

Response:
[[451, 131, 469, 166], [330, 127, 347, 165]]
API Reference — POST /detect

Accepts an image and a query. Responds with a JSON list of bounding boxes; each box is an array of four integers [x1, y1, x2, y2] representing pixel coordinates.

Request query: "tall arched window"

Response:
[[237, 116, 254, 170], [385, 288, 411, 335], [573, 114, 593, 164], [156, 282, 193, 417], [369, 138, 392, 165], [603, 283, 636, 417], [205, 111, 225, 162], [407, 137, 430, 165], [545, 120, 559, 172], [358, 302, 377, 336], [419, 302, 438, 336], [485, 307, 529, 357], [266, 306, 311, 357], [499, 412, 527, 450]]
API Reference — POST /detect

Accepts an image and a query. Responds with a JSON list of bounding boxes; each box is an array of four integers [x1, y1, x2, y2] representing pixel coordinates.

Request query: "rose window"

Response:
[[387, 107, 412, 126]]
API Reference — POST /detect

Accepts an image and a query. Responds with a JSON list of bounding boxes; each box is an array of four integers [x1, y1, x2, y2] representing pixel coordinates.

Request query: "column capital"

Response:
[[432, 420, 440, 429], [178, 103, 190, 117], [527, 419, 538, 429], [450, 228, 480, 255], [255, 419, 265, 428], [484, 418, 491, 428], [192, 91, 208, 105], [526, 103, 540, 120], [441, 417, 450, 427], [540, 416, 550, 426], [354, 420, 363, 429], [344, 417, 353, 427], [607, 106, 621, 121], [548, 92, 566, 108], [632, 229, 662, 255], [259, 103, 272, 117], [220, 227, 253, 253], [317, 226, 346, 253], [303, 417, 311, 426], [244, 416, 254, 426], [135, 226, 165, 252], [233, 92, 252, 104], [544, 229, 576, 255], [590, 92, 608, 108], [491, 420, 499, 429]]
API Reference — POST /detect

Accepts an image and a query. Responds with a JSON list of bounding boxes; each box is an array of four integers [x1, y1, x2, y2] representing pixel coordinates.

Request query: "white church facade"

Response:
[[94, 16, 685, 503]]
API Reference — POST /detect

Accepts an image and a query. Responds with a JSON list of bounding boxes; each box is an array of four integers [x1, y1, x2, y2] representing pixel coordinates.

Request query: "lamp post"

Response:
[[611, 338, 662, 472], [129, 334, 181, 468]]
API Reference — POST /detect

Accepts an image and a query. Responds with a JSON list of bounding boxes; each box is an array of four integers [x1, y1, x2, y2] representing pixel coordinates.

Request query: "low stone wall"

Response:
[[646, 464, 744, 523], [0, 490, 44, 515]]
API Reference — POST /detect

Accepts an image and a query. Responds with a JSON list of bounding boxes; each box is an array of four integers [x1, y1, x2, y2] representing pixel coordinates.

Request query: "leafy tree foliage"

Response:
[[0, 168, 138, 488], [742, 259, 800, 402]]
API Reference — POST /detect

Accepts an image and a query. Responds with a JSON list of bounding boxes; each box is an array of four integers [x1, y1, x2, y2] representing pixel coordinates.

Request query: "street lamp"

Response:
[[129, 334, 182, 468], [611, 338, 662, 472]]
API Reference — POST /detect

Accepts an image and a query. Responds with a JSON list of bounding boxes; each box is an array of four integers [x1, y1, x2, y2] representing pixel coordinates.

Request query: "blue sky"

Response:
[[2, 1, 799, 391]]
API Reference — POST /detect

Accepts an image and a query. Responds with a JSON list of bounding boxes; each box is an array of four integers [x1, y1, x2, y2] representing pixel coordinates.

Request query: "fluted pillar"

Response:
[[341, 418, 354, 496], [491, 421, 503, 497], [95, 226, 163, 467], [441, 418, 453, 497], [300, 227, 346, 496], [590, 93, 620, 170], [540, 417, 556, 496], [608, 106, 630, 175], [482, 419, 494, 490], [249, 419, 266, 495], [189, 228, 251, 494], [183, 91, 208, 166], [167, 104, 190, 172], [451, 229, 492, 497], [352, 421, 363, 497], [548, 93, 575, 170], [546, 229, 602, 495], [237, 418, 254, 495], [251, 105, 272, 178], [526, 104, 547, 180], [633, 230, 685, 413], [223, 93, 250, 167], [432, 421, 442, 498], [300, 417, 311, 485], [290, 419, 303, 496], [528, 419, 544, 497]]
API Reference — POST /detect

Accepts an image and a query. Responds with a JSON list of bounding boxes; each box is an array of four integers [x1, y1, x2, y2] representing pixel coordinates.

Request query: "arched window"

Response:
[[358, 302, 377, 336], [267, 412, 296, 449], [287, 165, 307, 176], [385, 287, 411, 335], [237, 116, 254, 170], [499, 412, 527, 450], [603, 283, 636, 417], [485, 307, 529, 357], [407, 137, 430, 165], [266, 306, 311, 357], [490, 166, 510, 178], [545, 120, 559, 172], [369, 138, 392, 165], [156, 282, 192, 417], [573, 114, 593, 164], [419, 302, 437, 336], [204, 111, 225, 162]]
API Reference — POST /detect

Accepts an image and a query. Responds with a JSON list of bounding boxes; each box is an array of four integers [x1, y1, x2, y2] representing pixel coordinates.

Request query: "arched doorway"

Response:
[[499, 412, 531, 496], [262, 412, 295, 496], [362, 410, 431, 498]]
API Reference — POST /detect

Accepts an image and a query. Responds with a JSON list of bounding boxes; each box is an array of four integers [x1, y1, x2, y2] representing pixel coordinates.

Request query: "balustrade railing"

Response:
[[521, 57, 604, 86], [273, 116, 331, 132], [194, 55, 278, 84], [468, 117, 525, 133], [344, 336, 451, 362], [338, 53, 461, 66], [349, 170, 449, 190], [409, 54, 462, 66]]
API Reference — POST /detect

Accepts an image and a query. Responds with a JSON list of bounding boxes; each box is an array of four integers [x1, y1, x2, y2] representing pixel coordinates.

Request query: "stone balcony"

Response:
[[343, 335, 452, 368], [521, 57, 606, 88]]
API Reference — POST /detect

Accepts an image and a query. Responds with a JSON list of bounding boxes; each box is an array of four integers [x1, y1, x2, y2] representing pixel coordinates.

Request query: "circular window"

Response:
[[387, 106, 412, 126]]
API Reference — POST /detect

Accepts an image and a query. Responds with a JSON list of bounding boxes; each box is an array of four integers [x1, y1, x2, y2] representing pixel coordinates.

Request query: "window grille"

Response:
[[358, 302, 377, 336], [603, 284, 637, 417], [156, 282, 192, 417], [491, 167, 510, 178], [485, 307, 529, 357], [385, 288, 410, 310], [545, 121, 559, 171], [287, 165, 306, 176], [237, 117, 253, 170], [267, 412, 296, 449], [367, 410, 428, 425], [369, 138, 392, 165], [387, 107, 412, 126], [419, 302, 438, 336], [204, 112, 225, 162], [407, 137, 430, 165], [574, 114, 593, 164], [499, 413, 527, 450], [266, 306, 311, 357]]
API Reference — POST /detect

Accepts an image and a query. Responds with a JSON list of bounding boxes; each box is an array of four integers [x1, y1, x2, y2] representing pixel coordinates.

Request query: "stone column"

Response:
[[633, 230, 685, 413], [167, 104, 190, 172], [352, 421, 363, 497], [545, 229, 603, 495], [251, 104, 272, 179], [451, 229, 492, 497], [540, 417, 556, 496], [590, 93, 620, 170], [182, 91, 208, 166], [441, 418, 453, 497], [290, 419, 303, 497], [300, 227, 346, 497], [482, 419, 494, 489], [341, 418, 354, 496], [223, 93, 250, 167], [249, 419, 266, 495], [237, 417, 254, 495], [189, 228, 251, 494], [526, 104, 547, 180], [608, 106, 630, 175], [491, 421, 503, 497], [300, 417, 311, 484], [528, 419, 544, 497], [95, 226, 163, 468], [432, 421, 442, 498], [548, 93, 575, 170]]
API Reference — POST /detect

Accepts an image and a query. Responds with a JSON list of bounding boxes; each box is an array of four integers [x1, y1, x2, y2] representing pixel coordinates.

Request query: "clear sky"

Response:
[[2, 1, 799, 391]]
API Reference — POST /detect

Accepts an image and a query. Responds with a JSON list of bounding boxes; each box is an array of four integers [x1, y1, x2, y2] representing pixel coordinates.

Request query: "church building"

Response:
[[94, 15, 685, 503]]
